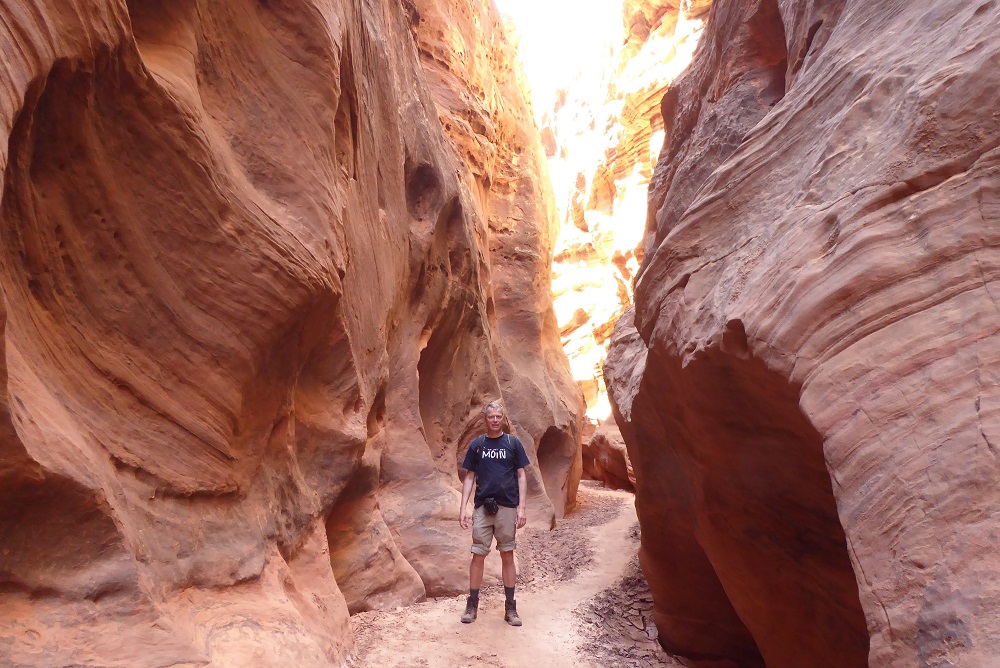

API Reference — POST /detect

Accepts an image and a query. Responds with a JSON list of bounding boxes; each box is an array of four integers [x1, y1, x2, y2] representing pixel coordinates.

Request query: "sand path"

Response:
[[348, 482, 681, 668]]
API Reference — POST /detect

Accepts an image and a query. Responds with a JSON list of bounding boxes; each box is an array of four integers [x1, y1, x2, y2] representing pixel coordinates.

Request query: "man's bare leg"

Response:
[[499, 550, 516, 587], [469, 553, 486, 590]]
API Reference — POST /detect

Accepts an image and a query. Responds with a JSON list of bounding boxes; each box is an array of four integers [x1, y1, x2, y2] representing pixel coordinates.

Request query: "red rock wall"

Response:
[[0, 0, 581, 664], [405, 0, 584, 523], [608, 0, 1000, 666]]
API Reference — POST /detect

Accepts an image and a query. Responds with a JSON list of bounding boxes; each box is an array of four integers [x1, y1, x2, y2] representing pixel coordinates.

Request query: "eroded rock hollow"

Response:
[[608, 0, 1000, 666], [0, 0, 582, 664]]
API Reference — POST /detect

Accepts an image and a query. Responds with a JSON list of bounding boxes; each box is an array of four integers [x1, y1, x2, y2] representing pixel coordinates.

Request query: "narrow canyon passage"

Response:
[[3, 0, 1000, 665]]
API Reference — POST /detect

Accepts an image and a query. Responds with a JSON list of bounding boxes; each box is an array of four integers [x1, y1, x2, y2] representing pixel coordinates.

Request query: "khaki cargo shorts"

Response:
[[471, 504, 517, 556]]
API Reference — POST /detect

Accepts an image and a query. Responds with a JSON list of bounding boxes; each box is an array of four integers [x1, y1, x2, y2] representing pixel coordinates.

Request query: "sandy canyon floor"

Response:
[[349, 482, 683, 668]]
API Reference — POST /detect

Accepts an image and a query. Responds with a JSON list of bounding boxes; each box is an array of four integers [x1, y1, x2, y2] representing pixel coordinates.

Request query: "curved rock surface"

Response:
[[608, 0, 1000, 666], [0, 0, 581, 664], [582, 421, 634, 492], [406, 0, 584, 523]]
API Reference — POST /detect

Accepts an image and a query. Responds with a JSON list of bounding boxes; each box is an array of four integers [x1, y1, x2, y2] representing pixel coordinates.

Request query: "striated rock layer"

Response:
[[607, 0, 1000, 666], [0, 0, 581, 665]]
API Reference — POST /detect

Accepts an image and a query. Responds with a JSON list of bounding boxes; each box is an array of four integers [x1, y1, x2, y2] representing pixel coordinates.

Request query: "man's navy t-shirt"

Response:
[[462, 433, 530, 508]]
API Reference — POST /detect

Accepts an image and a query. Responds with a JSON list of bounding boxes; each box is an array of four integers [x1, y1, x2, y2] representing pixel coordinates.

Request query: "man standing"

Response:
[[458, 402, 530, 626]]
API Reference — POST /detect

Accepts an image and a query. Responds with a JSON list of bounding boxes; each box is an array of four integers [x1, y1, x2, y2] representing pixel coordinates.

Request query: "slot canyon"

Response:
[[0, 1, 998, 667]]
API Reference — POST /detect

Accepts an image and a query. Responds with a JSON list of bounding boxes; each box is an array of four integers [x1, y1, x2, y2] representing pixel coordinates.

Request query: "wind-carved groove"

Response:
[[125, 0, 197, 53], [839, 130, 1000, 225], [903, 145, 1000, 194], [974, 369, 999, 458], [111, 454, 241, 499], [335, 39, 360, 180], [789, 20, 823, 76]]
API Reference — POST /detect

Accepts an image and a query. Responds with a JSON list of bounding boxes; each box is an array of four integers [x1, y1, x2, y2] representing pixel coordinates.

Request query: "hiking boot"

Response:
[[461, 596, 478, 623], [504, 600, 522, 627]]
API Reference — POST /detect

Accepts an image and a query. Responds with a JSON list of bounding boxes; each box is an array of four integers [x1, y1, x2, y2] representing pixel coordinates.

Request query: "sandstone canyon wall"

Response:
[[0, 0, 581, 665], [405, 0, 583, 521], [607, 0, 1000, 666]]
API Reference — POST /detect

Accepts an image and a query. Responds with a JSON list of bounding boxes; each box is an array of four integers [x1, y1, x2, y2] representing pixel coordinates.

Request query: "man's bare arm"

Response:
[[460, 470, 475, 529], [516, 467, 527, 529]]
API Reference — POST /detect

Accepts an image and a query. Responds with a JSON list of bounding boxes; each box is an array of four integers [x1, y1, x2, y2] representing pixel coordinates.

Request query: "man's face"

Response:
[[485, 409, 504, 432]]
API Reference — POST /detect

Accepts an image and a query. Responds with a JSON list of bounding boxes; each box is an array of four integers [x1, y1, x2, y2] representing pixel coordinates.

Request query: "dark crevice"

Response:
[[404, 157, 444, 221], [335, 38, 360, 180], [366, 385, 387, 439], [803, 20, 823, 60], [789, 20, 822, 76]]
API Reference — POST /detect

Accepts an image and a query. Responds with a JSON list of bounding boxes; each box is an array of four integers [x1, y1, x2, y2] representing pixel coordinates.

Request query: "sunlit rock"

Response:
[[500, 0, 707, 421]]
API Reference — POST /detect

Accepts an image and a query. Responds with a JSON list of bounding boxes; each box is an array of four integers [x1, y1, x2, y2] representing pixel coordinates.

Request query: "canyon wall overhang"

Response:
[[608, 0, 1000, 665], [0, 0, 581, 663]]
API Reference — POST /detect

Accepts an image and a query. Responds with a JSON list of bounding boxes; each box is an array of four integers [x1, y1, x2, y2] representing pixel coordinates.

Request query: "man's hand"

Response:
[[516, 467, 527, 529], [460, 505, 470, 530]]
